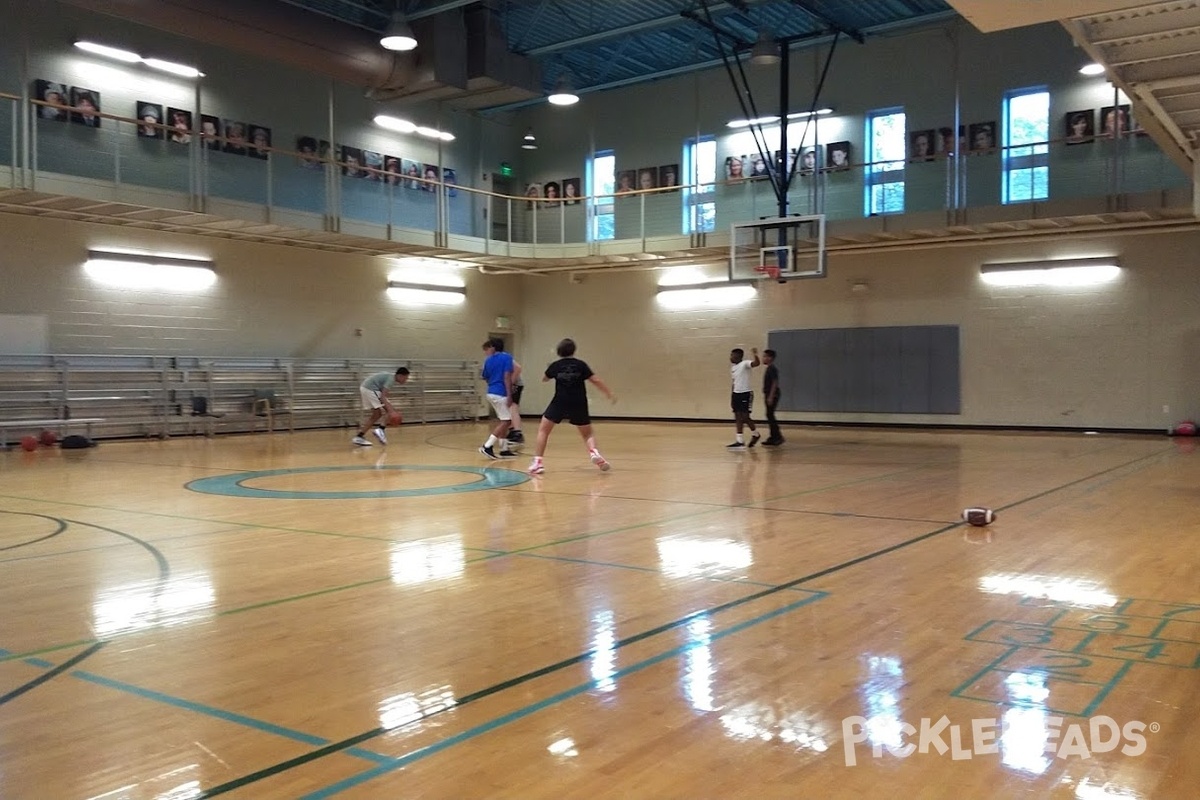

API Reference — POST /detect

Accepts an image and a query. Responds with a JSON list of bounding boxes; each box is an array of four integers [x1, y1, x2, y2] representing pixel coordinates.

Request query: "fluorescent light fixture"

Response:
[[980, 257, 1121, 287], [656, 282, 757, 309], [375, 115, 452, 140], [387, 281, 466, 306], [84, 249, 215, 291], [522, 129, 537, 150], [1079, 63, 1106, 76], [374, 114, 417, 133], [380, 11, 418, 51], [727, 108, 833, 128], [547, 75, 580, 106], [74, 41, 141, 62], [143, 58, 205, 78]]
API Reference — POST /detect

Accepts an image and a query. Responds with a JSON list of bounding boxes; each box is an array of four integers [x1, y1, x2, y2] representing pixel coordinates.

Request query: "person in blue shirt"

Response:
[[479, 338, 517, 459], [353, 367, 409, 446]]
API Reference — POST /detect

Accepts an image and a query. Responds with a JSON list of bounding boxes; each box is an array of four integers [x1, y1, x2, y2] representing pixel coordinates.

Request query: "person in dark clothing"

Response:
[[527, 338, 616, 475], [761, 349, 784, 446]]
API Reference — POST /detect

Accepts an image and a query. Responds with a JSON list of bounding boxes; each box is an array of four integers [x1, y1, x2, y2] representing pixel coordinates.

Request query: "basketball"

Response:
[[962, 507, 996, 527], [388, 411, 403, 426], [20, 435, 38, 452], [1173, 420, 1196, 436], [39, 429, 59, 447]]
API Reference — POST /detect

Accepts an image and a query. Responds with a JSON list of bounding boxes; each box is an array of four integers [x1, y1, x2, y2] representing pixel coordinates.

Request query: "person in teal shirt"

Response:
[[353, 367, 409, 446]]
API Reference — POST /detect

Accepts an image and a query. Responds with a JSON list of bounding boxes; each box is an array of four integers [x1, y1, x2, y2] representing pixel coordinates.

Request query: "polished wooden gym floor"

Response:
[[1, 421, 1197, 799]]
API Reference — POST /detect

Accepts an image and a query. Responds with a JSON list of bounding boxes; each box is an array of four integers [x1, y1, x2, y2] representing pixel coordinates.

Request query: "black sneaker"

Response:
[[507, 430, 525, 444], [762, 438, 782, 447], [726, 441, 745, 449], [479, 445, 499, 460], [748, 433, 761, 448], [498, 449, 518, 458]]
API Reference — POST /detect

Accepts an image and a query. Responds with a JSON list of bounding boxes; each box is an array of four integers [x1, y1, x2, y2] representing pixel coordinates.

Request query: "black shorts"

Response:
[[544, 400, 590, 426], [512, 384, 524, 405], [731, 391, 753, 414]]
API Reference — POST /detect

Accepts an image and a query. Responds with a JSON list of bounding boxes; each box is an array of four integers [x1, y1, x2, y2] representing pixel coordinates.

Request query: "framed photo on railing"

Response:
[[223, 120, 248, 154], [34, 80, 68, 122], [248, 125, 271, 160], [968, 122, 996, 152], [1065, 110, 1095, 144], [363, 150, 383, 178], [383, 155, 402, 184], [70, 87, 101, 128], [909, 129, 935, 161], [341, 145, 364, 177], [725, 155, 746, 182], [403, 159, 421, 189], [444, 168, 458, 197], [296, 135, 320, 167], [421, 164, 440, 191], [562, 176, 581, 204], [168, 108, 192, 144], [543, 180, 561, 205], [137, 103, 163, 139], [658, 163, 679, 191], [616, 170, 635, 194], [200, 115, 221, 150], [825, 141, 851, 171], [1101, 104, 1131, 136]]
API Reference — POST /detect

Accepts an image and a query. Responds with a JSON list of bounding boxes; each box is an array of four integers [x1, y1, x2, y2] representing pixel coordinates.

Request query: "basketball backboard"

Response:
[[729, 214, 826, 283]]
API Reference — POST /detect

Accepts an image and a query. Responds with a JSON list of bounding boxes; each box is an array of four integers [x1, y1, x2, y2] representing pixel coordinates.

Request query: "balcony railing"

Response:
[[0, 92, 1190, 257]]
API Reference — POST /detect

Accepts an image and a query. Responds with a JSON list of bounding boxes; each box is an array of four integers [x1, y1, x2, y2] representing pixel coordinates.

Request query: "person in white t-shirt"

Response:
[[728, 347, 761, 448]]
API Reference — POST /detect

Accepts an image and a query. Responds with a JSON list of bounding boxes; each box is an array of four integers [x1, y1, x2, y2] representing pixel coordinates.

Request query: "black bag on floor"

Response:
[[60, 434, 96, 449]]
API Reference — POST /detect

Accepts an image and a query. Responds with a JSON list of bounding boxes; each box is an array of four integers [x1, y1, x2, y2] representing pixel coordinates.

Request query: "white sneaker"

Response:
[[373, 426, 388, 445], [590, 450, 610, 471], [352, 436, 371, 446], [528, 461, 544, 475]]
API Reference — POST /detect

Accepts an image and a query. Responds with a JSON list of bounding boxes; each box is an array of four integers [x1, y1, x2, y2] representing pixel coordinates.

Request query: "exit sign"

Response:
[[499, 162, 513, 177]]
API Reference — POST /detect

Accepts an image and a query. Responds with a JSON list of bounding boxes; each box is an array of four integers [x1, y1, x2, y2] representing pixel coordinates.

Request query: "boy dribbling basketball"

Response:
[[527, 338, 616, 475]]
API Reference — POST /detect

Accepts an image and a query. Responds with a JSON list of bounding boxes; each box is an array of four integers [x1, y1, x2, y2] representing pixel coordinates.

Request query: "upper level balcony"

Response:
[[1, 92, 1192, 276]]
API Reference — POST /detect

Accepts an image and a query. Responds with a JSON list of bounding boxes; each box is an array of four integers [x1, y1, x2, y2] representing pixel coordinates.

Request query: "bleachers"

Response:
[[0, 355, 480, 442]]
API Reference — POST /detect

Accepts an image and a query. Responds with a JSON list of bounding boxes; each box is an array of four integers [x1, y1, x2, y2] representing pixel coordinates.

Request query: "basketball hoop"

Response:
[[753, 265, 781, 281]]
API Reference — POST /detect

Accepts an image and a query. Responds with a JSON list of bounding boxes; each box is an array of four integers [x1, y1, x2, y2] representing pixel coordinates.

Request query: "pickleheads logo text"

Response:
[[841, 715, 1156, 766]]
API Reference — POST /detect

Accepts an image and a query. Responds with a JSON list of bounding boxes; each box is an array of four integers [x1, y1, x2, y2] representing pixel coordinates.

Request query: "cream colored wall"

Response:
[[0, 214, 519, 361], [517, 231, 1200, 430]]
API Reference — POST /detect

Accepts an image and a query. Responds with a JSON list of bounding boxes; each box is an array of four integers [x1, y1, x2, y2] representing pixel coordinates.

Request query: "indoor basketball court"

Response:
[[2, 419, 1196, 798]]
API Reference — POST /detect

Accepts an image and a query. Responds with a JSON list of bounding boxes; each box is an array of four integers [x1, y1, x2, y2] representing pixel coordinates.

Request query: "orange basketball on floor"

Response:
[[20, 435, 39, 452], [387, 411, 403, 426], [39, 429, 59, 447]]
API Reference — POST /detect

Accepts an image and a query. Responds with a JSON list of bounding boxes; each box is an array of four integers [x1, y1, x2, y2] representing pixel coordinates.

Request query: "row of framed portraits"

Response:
[[524, 178, 582, 206], [293, 138, 458, 193], [725, 143, 852, 179], [35, 81, 274, 157], [615, 164, 682, 194]]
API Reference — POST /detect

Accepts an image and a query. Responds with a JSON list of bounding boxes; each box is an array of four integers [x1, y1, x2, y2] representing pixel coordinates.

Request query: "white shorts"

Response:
[[486, 393, 512, 421], [360, 387, 385, 411]]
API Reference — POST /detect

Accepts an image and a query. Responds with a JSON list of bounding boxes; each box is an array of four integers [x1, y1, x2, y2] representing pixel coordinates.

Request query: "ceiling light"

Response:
[[387, 280, 465, 306], [143, 58, 205, 78], [416, 125, 441, 138], [374, 114, 417, 133], [547, 75, 580, 106], [786, 108, 833, 119], [74, 41, 141, 63], [749, 30, 781, 67], [1079, 63, 1106, 76], [727, 109, 833, 128], [521, 129, 537, 150], [380, 11, 418, 51], [438, 131, 455, 141]]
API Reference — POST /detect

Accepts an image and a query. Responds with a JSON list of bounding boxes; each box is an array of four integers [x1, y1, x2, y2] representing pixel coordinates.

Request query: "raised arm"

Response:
[[588, 375, 617, 403], [750, 347, 761, 367]]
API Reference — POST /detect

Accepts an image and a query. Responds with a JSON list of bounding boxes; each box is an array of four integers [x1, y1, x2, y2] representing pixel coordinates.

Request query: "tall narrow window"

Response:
[[1004, 88, 1049, 203], [683, 136, 716, 234], [589, 150, 615, 241], [866, 108, 906, 215]]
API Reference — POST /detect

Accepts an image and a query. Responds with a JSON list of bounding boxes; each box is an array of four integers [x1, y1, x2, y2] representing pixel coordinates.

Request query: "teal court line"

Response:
[[0, 648, 392, 765], [185, 465, 529, 499], [298, 591, 829, 800]]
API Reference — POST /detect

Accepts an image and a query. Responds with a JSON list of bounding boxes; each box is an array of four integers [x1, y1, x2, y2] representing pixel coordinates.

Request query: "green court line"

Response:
[[0, 526, 253, 565], [0, 639, 98, 664], [219, 577, 393, 616]]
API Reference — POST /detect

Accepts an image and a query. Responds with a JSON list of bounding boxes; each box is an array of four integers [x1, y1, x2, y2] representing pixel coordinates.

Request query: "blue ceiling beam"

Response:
[[523, 0, 775, 56], [485, 9, 958, 112], [406, 0, 484, 21]]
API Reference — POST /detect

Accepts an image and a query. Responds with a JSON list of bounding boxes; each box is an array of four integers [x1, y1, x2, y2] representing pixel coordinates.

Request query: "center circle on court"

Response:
[[185, 465, 528, 499]]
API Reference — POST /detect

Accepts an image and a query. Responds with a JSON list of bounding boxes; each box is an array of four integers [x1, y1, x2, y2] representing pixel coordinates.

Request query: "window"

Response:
[[588, 150, 615, 240], [1003, 88, 1049, 203], [683, 136, 716, 234], [866, 109, 905, 215]]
